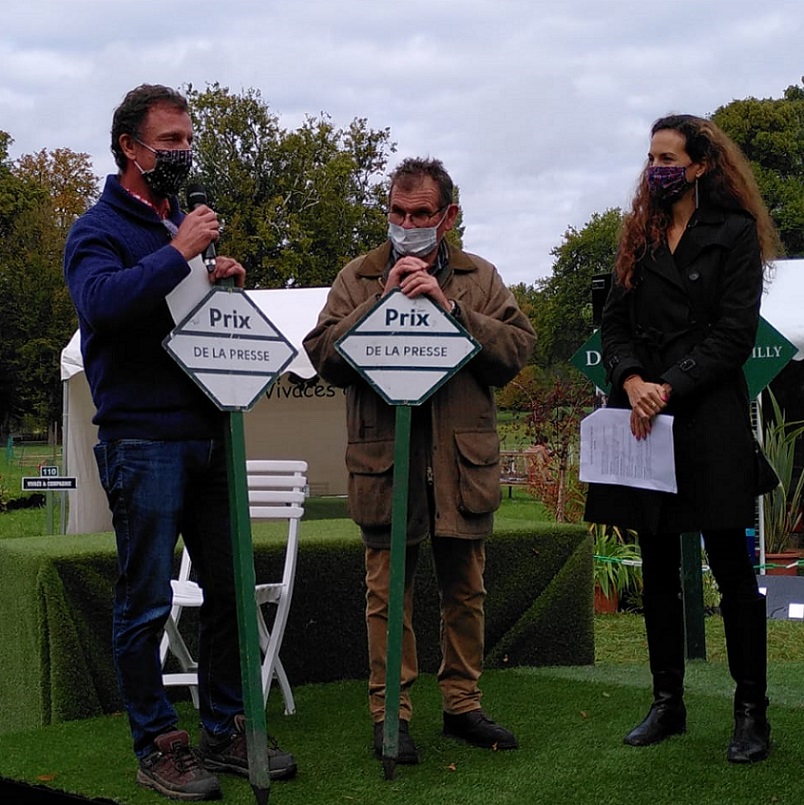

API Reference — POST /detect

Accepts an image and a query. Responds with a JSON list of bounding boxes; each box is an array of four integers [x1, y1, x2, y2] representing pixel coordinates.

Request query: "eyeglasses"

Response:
[[387, 205, 447, 228], [135, 138, 193, 155]]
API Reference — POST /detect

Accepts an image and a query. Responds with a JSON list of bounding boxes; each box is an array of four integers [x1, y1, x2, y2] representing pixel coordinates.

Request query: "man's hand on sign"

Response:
[[384, 256, 449, 310], [208, 255, 246, 288]]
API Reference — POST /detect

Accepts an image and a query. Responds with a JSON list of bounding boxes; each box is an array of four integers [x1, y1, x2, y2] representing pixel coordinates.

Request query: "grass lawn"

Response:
[[0, 485, 548, 541], [3, 469, 803, 803], [1, 616, 803, 804]]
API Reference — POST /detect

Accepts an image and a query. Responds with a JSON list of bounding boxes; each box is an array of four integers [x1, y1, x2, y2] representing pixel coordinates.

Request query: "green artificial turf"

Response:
[[3, 481, 801, 803], [2, 618, 804, 805]]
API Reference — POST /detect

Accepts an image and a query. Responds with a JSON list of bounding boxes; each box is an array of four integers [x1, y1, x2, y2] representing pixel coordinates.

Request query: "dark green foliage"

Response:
[[0, 135, 95, 436], [0, 534, 119, 733], [273, 525, 593, 686], [485, 527, 594, 666], [536, 208, 622, 367], [185, 83, 396, 289], [712, 81, 804, 257]]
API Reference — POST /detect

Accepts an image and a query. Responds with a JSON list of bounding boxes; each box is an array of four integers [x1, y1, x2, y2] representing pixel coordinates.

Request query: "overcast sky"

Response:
[[3, 0, 802, 286]]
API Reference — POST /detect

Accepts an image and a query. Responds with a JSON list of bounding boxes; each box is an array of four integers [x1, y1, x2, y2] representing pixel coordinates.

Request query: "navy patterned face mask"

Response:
[[646, 165, 692, 205], [135, 141, 193, 198]]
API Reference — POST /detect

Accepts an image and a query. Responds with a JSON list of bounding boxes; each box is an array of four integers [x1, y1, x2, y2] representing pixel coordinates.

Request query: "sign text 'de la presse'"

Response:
[[164, 288, 297, 411], [335, 290, 480, 406]]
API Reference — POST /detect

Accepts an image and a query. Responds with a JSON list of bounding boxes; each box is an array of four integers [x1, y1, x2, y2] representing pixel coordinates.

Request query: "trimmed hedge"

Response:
[[258, 523, 593, 685], [0, 523, 592, 735]]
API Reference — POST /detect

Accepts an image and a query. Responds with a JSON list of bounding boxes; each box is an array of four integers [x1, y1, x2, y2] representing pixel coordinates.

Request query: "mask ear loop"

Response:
[[694, 177, 699, 210]]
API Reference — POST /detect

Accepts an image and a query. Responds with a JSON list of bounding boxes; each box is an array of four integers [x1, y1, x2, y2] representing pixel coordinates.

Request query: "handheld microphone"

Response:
[[186, 183, 217, 273]]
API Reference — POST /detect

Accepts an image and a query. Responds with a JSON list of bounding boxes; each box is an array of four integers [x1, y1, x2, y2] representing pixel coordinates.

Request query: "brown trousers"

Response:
[[365, 537, 486, 723]]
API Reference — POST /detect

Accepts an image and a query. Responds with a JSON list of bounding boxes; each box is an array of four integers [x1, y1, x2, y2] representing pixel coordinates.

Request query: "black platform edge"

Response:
[[0, 778, 115, 804]]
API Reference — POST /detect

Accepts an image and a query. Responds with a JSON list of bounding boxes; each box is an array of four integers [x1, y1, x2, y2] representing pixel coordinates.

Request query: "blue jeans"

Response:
[[94, 439, 242, 758]]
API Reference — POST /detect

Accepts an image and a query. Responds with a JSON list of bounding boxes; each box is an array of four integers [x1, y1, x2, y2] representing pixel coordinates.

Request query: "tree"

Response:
[[16, 148, 99, 233], [0, 132, 29, 434], [186, 83, 397, 288], [0, 139, 96, 435], [535, 208, 621, 368], [712, 81, 804, 257], [525, 375, 596, 523], [496, 214, 619, 415]]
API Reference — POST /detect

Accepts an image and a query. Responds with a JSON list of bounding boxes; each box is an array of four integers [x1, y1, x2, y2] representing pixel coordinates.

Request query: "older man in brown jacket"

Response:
[[303, 157, 535, 764]]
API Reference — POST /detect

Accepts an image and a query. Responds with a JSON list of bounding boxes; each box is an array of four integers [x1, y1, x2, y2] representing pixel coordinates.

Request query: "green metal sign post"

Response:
[[225, 411, 271, 803], [573, 316, 797, 662], [680, 532, 706, 660], [164, 279, 298, 804], [335, 290, 480, 780], [382, 404, 412, 780]]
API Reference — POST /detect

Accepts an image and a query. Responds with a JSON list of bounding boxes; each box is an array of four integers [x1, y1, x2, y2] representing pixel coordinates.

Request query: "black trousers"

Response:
[[639, 529, 760, 601]]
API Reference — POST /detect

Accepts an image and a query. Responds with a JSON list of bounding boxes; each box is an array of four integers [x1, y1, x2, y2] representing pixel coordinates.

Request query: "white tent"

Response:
[[59, 261, 804, 536], [757, 259, 804, 360], [61, 287, 348, 534]]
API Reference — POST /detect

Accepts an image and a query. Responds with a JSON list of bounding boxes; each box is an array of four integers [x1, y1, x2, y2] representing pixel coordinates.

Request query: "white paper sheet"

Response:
[[579, 408, 677, 493], [166, 255, 210, 325]]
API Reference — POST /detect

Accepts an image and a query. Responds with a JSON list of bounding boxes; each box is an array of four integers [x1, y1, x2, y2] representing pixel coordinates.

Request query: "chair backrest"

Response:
[[246, 459, 308, 521], [246, 460, 308, 591]]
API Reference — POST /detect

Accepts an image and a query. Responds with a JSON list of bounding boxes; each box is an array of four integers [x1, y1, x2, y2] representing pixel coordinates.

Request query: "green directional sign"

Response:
[[745, 317, 798, 399], [571, 316, 796, 398], [570, 329, 607, 392]]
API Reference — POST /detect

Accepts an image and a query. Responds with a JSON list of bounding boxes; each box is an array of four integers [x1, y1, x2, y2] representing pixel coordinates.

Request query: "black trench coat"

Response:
[[584, 207, 763, 535]]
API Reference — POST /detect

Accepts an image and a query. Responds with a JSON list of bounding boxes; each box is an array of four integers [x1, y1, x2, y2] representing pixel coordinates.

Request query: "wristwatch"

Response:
[[449, 299, 462, 320]]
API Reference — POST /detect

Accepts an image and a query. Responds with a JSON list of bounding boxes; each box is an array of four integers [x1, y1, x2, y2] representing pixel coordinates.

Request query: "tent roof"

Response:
[[60, 260, 804, 381], [760, 259, 804, 360], [61, 286, 330, 381]]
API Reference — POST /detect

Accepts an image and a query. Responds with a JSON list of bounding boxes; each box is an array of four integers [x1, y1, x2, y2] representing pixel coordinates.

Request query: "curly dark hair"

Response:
[[388, 157, 454, 209], [110, 84, 189, 171], [615, 114, 780, 288]]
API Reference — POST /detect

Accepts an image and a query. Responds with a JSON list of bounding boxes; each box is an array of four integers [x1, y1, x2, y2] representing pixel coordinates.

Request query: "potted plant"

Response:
[[761, 391, 804, 575], [590, 523, 642, 612]]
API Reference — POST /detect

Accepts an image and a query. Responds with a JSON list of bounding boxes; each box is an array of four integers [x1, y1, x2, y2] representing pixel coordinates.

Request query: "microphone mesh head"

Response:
[[186, 184, 208, 208]]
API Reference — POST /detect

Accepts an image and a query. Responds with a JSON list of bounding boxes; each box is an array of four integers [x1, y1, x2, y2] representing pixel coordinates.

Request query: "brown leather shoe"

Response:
[[136, 730, 221, 801], [373, 720, 420, 764]]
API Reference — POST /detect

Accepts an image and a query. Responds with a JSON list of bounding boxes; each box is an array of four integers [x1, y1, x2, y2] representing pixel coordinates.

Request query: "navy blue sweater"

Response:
[[64, 175, 224, 441]]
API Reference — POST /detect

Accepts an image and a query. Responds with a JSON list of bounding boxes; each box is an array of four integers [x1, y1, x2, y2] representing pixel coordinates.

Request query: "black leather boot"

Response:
[[721, 596, 770, 763], [624, 592, 687, 746]]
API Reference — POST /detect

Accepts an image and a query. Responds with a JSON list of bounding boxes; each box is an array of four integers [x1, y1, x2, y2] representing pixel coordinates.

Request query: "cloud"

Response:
[[2, 0, 803, 285]]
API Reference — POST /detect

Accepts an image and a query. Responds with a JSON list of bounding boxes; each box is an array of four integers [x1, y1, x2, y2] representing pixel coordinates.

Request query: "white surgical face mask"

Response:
[[387, 209, 448, 258]]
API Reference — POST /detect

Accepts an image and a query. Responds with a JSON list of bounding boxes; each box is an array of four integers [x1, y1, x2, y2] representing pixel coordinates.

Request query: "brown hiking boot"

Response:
[[199, 714, 298, 781], [136, 730, 221, 801]]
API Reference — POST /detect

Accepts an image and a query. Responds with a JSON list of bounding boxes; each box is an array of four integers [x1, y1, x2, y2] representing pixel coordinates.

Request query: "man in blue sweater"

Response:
[[64, 84, 296, 800]]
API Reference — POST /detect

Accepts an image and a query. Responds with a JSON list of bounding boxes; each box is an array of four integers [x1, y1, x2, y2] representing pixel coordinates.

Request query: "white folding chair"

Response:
[[159, 459, 307, 715]]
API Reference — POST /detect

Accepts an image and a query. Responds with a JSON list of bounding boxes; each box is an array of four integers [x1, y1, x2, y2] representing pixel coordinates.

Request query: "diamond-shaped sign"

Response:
[[745, 317, 797, 399], [335, 289, 480, 405], [571, 315, 796, 398], [570, 329, 608, 392], [164, 288, 297, 411]]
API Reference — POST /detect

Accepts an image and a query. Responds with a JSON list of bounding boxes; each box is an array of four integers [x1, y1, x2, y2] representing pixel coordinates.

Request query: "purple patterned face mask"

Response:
[[646, 165, 692, 204]]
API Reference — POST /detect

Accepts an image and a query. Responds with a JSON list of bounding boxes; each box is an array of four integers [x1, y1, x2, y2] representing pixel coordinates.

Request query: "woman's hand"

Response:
[[623, 375, 671, 439], [630, 407, 652, 440], [623, 375, 668, 419]]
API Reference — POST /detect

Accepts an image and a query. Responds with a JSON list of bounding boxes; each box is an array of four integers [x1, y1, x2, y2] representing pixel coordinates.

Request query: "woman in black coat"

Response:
[[585, 114, 780, 763]]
